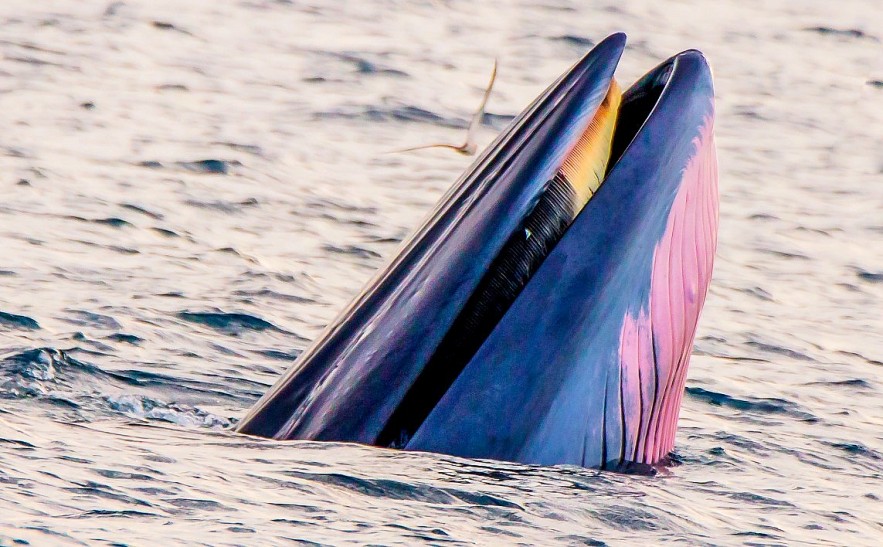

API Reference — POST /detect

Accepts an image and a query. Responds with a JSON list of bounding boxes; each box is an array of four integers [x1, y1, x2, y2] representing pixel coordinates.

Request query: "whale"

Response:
[[236, 33, 719, 470]]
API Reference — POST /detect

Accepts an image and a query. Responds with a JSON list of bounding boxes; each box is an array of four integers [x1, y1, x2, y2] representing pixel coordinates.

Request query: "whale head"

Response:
[[237, 33, 718, 469]]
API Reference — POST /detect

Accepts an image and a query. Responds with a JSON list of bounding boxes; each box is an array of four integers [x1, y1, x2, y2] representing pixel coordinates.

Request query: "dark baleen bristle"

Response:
[[378, 173, 579, 447]]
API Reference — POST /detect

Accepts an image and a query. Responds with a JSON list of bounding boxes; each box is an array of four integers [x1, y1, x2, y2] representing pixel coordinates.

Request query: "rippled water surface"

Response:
[[1, 0, 881, 544]]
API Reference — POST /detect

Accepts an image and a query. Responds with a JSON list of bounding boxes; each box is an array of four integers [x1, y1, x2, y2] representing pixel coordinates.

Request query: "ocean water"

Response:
[[0, 0, 881, 544]]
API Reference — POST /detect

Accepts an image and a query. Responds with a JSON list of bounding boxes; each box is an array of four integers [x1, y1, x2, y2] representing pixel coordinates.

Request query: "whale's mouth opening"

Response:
[[376, 67, 671, 449], [376, 68, 674, 449], [375, 82, 621, 448]]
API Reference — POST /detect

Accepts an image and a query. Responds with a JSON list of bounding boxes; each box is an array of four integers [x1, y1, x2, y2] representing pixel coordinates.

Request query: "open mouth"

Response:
[[237, 34, 717, 470], [376, 80, 626, 448], [376, 54, 680, 449]]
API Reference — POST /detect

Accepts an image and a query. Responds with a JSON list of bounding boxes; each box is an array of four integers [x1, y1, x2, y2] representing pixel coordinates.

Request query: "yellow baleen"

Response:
[[560, 79, 622, 209]]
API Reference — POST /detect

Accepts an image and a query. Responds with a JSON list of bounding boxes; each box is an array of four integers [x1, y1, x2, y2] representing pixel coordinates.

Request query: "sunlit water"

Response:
[[0, 0, 881, 544]]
